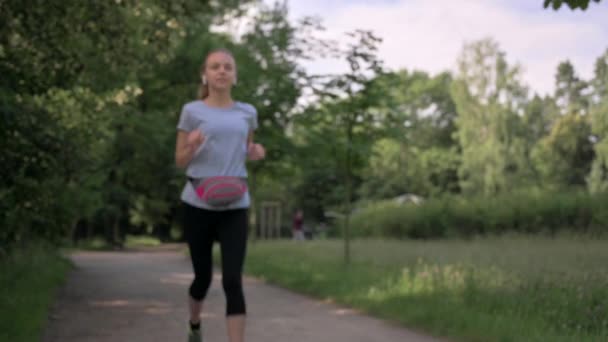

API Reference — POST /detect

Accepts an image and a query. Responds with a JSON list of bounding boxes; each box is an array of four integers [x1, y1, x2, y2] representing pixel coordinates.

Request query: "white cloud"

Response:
[[283, 0, 608, 96]]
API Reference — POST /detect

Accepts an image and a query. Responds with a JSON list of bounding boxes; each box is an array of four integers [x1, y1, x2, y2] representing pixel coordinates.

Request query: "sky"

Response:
[[275, 0, 608, 96]]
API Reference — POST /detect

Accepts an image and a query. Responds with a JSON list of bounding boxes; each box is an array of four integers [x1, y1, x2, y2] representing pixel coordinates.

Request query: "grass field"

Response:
[[0, 243, 72, 342], [244, 236, 608, 342]]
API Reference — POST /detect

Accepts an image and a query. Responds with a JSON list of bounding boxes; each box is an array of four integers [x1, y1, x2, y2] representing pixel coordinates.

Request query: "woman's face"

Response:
[[203, 52, 236, 91]]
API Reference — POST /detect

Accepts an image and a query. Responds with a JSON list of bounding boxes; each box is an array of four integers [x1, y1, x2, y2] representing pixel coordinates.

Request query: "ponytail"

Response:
[[199, 82, 209, 100]]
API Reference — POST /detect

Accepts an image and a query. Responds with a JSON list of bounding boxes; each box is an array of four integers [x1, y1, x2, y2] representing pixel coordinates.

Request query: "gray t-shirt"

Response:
[[177, 100, 258, 210]]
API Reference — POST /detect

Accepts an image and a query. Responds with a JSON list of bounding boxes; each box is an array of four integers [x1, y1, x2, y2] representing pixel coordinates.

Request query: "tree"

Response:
[[233, 2, 311, 200], [532, 60, 594, 188], [451, 38, 529, 195], [290, 119, 346, 222], [359, 138, 460, 199], [521, 95, 560, 185], [302, 30, 384, 263], [533, 113, 594, 187], [0, 0, 255, 248], [588, 49, 608, 193], [357, 70, 460, 198], [555, 61, 589, 114]]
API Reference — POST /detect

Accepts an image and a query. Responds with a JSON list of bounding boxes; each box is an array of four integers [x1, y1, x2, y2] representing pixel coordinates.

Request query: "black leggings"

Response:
[[183, 203, 248, 316]]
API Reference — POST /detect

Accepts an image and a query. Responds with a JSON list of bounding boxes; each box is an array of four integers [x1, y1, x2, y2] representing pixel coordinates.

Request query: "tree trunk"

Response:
[[344, 119, 353, 265], [113, 215, 121, 249]]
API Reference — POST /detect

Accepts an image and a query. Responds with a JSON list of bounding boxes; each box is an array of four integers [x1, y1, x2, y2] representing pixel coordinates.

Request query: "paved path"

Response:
[[43, 246, 448, 342]]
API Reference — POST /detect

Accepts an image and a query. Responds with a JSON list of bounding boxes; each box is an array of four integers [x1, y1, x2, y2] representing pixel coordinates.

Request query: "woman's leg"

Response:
[[183, 204, 216, 325], [217, 209, 248, 342], [227, 316, 246, 342]]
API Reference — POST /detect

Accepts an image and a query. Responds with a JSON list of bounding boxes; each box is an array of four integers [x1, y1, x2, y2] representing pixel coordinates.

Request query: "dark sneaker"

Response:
[[188, 328, 202, 342]]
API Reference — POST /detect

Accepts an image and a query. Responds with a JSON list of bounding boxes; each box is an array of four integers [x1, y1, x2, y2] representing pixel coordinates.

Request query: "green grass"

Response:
[[124, 234, 161, 248], [0, 243, 72, 342], [70, 234, 162, 251], [72, 236, 110, 250], [245, 236, 608, 342]]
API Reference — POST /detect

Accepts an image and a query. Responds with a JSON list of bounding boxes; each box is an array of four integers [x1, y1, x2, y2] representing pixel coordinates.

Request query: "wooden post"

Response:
[[258, 201, 282, 240]]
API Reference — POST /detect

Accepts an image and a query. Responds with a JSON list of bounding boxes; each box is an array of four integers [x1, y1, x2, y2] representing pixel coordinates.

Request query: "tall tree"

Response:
[[532, 60, 594, 188], [588, 49, 608, 193], [451, 38, 529, 195], [521, 95, 559, 185], [303, 30, 384, 263], [234, 2, 310, 183], [555, 61, 589, 114]]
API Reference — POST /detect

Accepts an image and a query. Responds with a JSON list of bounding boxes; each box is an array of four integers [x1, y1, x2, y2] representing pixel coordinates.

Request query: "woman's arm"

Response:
[[247, 131, 266, 161], [248, 131, 254, 146], [175, 129, 204, 168]]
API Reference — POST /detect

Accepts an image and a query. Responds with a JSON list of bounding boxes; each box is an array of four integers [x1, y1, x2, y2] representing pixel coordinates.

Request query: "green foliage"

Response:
[[359, 139, 460, 198], [355, 69, 460, 199], [345, 190, 608, 239], [533, 112, 595, 187], [2, 0, 608, 253], [0, 0, 310, 248], [1, 0, 133, 93], [543, 0, 602, 10], [0, 96, 108, 245], [451, 38, 530, 195], [233, 2, 311, 182], [0, 0, 251, 94], [299, 29, 386, 262], [532, 61, 595, 188], [555, 61, 590, 113], [589, 50, 608, 193]]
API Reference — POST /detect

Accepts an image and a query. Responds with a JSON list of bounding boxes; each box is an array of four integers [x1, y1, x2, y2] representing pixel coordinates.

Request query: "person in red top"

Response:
[[292, 209, 304, 241]]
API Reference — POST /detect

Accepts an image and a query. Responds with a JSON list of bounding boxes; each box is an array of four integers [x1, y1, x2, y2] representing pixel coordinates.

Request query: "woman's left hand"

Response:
[[247, 143, 266, 161]]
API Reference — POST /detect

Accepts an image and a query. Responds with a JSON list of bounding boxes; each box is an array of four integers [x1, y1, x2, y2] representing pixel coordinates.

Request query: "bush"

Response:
[[343, 190, 608, 239]]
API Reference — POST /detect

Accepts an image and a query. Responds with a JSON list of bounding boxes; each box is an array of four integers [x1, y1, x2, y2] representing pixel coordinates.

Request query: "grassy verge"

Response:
[[0, 243, 72, 342], [71, 234, 162, 251], [124, 234, 162, 248], [245, 236, 608, 342]]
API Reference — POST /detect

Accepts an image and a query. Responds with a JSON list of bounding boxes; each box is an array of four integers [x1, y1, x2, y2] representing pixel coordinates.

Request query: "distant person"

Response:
[[292, 209, 305, 241], [175, 48, 266, 342]]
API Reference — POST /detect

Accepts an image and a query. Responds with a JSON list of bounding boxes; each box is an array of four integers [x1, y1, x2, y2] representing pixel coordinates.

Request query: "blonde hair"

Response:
[[198, 48, 235, 100]]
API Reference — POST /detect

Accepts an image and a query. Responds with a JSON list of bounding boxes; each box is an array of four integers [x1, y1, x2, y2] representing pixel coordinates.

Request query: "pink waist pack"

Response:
[[189, 176, 248, 207]]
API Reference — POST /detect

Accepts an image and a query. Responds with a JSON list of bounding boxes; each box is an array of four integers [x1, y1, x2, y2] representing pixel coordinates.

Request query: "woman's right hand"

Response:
[[176, 129, 205, 169], [186, 129, 205, 152]]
